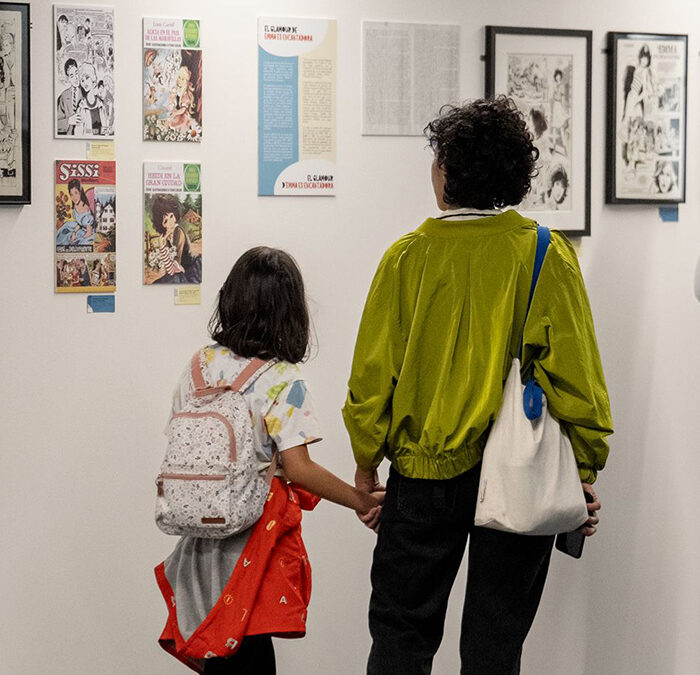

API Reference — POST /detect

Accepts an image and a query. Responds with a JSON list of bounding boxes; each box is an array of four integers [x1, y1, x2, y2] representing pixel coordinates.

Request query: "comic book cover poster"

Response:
[[55, 160, 116, 293], [143, 18, 202, 142], [143, 162, 202, 285], [0, 8, 23, 198], [613, 37, 685, 201], [508, 53, 573, 212], [54, 5, 115, 138]]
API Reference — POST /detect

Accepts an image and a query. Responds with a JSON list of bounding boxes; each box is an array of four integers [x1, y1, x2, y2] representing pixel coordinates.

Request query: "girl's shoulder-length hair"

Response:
[[208, 246, 310, 364]]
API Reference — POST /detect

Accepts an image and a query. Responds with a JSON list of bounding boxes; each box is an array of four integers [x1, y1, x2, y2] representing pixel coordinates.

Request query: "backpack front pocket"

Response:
[[156, 473, 231, 535]]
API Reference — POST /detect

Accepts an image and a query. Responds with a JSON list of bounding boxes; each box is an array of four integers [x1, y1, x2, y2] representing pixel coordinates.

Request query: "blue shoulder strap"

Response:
[[520, 226, 551, 420], [526, 225, 551, 319]]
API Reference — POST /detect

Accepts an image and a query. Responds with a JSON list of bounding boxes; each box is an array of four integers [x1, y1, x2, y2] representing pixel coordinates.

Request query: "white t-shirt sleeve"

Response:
[[263, 377, 323, 452]]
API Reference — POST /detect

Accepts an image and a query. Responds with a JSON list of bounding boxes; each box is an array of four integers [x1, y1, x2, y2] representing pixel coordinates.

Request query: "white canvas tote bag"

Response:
[[474, 226, 589, 536]]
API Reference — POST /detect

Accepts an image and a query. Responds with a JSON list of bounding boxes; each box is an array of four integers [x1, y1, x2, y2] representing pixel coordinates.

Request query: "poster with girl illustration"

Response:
[[143, 18, 202, 142], [54, 5, 115, 138], [143, 162, 202, 285], [55, 159, 116, 293]]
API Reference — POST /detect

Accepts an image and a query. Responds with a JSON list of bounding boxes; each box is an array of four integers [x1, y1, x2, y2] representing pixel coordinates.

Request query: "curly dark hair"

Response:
[[208, 247, 310, 364], [424, 97, 539, 209]]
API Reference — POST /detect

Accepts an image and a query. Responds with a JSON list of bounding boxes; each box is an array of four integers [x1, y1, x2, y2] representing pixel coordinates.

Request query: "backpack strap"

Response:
[[264, 450, 279, 486], [231, 358, 277, 393], [190, 351, 277, 398]]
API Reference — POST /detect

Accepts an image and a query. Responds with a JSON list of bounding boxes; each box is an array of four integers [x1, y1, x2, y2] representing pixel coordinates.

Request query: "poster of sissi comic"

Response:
[[54, 5, 114, 138], [55, 160, 116, 293], [143, 162, 202, 285], [143, 18, 202, 142]]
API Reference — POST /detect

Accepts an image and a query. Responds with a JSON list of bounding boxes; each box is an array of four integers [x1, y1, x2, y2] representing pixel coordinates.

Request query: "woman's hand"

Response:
[[581, 483, 601, 537]]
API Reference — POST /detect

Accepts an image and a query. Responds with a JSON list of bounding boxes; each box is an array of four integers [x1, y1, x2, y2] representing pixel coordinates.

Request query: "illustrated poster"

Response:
[[613, 38, 685, 201], [508, 53, 573, 212], [143, 18, 202, 142], [258, 17, 336, 196], [55, 160, 116, 293], [143, 162, 202, 285], [54, 5, 114, 138], [0, 9, 23, 197]]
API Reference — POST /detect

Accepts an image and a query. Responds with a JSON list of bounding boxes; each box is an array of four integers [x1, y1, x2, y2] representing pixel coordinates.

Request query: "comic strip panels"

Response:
[[143, 18, 202, 142], [54, 5, 115, 138], [607, 33, 687, 203], [55, 160, 116, 292], [508, 53, 573, 212]]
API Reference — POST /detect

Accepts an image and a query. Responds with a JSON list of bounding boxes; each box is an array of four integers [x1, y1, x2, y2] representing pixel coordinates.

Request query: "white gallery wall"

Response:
[[1, 0, 700, 672]]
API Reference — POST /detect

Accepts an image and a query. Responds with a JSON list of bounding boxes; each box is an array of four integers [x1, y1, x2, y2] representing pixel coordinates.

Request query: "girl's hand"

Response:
[[356, 490, 384, 533], [581, 483, 601, 537]]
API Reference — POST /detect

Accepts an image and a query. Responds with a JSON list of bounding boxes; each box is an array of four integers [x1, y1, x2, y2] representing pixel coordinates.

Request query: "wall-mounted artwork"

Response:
[[258, 17, 337, 196], [143, 18, 202, 142], [143, 162, 202, 285], [362, 21, 460, 136], [55, 159, 116, 293], [606, 32, 687, 204], [485, 26, 592, 236], [54, 4, 115, 138], [0, 2, 30, 204]]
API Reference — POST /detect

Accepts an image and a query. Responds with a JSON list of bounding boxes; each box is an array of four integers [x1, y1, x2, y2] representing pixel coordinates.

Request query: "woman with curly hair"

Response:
[[343, 96, 612, 674]]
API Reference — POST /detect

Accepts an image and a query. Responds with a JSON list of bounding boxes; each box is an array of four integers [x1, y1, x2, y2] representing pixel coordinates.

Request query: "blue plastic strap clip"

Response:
[[523, 379, 544, 420]]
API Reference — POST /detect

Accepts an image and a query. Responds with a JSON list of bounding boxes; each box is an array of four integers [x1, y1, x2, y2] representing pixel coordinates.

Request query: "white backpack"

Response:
[[155, 350, 277, 538]]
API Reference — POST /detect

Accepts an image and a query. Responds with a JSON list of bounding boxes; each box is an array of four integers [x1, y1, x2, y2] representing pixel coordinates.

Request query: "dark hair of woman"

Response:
[[152, 194, 181, 235], [208, 247, 310, 364], [639, 44, 651, 64], [529, 107, 548, 140], [424, 96, 539, 209], [67, 178, 89, 207]]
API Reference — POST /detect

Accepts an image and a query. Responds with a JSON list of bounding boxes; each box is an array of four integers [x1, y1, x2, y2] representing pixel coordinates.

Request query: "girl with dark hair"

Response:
[[155, 247, 382, 674], [151, 193, 202, 284], [623, 43, 655, 121], [55, 178, 95, 246]]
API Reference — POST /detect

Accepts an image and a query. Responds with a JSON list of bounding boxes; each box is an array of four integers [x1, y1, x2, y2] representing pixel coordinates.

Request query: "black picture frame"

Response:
[[485, 26, 592, 237], [606, 32, 687, 205], [0, 2, 30, 205]]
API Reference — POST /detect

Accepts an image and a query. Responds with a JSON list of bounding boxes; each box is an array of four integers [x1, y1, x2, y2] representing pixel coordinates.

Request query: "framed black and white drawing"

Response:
[[0, 2, 30, 205], [606, 32, 687, 204], [485, 26, 591, 236]]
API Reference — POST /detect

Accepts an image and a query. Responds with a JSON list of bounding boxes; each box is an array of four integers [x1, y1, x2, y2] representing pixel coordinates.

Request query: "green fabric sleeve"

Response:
[[522, 232, 613, 484], [342, 243, 409, 471]]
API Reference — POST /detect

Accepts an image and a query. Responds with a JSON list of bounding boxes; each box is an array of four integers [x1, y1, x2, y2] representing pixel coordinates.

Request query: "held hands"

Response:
[[355, 467, 386, 533], [581, 483, 601, 537]]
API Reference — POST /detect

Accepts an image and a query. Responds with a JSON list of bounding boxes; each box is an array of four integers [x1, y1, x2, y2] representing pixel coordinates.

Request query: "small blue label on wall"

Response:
[[659, 206, 679, 222], [87, 295, 115, 313]]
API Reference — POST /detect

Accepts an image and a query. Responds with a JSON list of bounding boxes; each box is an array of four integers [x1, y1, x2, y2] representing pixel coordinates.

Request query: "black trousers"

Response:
[[202, 635, 275, 674], [367, 466, 554, 675]]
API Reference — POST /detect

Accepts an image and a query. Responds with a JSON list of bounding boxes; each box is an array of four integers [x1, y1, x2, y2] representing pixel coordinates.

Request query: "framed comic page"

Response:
[[0, 2, 30, 204], [485, 26, 592, 237], [606, 32, 687, 204]]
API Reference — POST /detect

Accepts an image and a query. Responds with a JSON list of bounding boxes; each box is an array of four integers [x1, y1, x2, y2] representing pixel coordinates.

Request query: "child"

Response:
[[155, 247, 382, 674]]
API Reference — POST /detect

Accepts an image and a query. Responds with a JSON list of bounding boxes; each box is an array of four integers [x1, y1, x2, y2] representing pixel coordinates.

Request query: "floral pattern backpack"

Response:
[[155, 350, 277, 538]]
